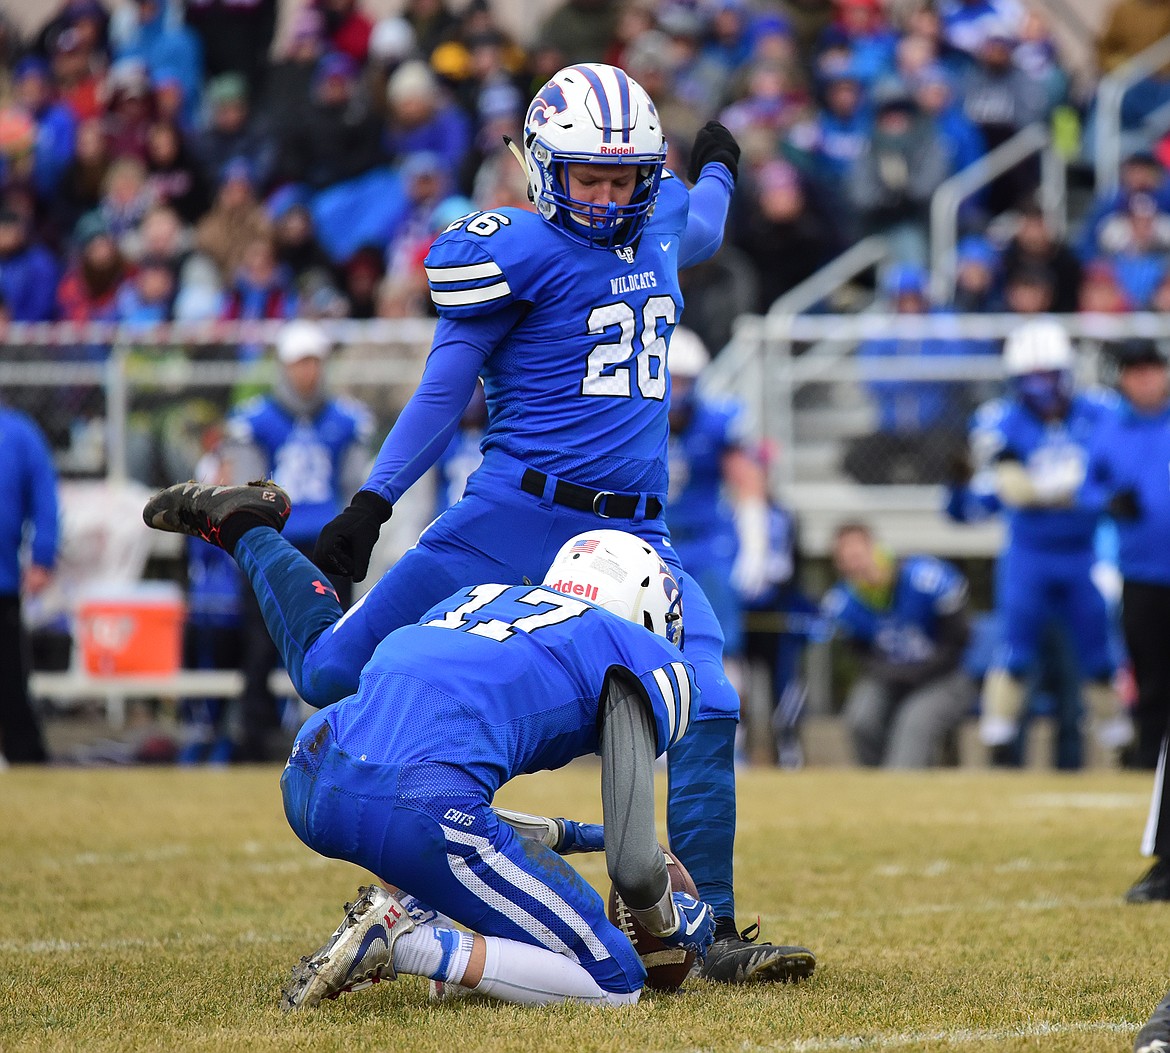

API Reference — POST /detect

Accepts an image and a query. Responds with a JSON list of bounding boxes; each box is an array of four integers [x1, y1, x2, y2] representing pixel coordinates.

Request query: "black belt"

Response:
[[521, 468, 662, 520]]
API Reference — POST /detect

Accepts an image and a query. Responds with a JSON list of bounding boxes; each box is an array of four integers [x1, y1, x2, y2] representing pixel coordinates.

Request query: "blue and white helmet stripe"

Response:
[[568, 63, 633, 144]]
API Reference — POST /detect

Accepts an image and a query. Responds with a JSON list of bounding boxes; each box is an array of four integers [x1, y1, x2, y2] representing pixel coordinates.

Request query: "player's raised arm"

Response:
[[678, 121, 739, 270]]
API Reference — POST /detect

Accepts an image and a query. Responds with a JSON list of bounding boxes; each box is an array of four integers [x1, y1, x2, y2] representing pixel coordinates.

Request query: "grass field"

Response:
[[2, 761, 1167, 1052]]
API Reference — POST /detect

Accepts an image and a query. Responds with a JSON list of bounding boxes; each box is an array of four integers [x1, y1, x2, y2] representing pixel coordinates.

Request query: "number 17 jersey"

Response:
[[325, 584, 700, 793], [423, 174, 691, 495]]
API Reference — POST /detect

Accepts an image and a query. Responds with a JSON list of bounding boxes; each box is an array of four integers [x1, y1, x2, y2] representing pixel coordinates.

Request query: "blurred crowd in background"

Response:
[[0, 0, 1168, 357]]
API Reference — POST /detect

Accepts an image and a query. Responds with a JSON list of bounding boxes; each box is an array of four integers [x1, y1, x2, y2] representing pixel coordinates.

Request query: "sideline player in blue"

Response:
[[1080, 339, 1170, 901], [965, 318, 1126, 759], [821, 522, 974, 768], [143, 481, 715, 1006], [274, 63, 811, 980], [665, 326, 770, 696], [223, 320, 374, 761]]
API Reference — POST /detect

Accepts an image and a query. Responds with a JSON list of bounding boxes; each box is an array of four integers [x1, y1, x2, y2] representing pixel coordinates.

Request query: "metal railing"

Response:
[[708, 310, 1169, 551], [929, 123, 1063, 302], [704, 236, 891, 431], [1094, 32, 1170, 194], [0, 318, 436, 482]]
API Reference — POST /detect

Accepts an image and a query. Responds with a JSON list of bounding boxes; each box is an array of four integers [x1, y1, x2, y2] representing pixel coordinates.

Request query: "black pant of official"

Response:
[[238, 541, 351, 763], [1123, 579, 1170, 856], [0, 593, 47, 763]]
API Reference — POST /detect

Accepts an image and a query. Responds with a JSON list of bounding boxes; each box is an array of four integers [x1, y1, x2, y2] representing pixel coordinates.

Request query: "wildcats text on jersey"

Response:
[[610, 271, 658, 296]]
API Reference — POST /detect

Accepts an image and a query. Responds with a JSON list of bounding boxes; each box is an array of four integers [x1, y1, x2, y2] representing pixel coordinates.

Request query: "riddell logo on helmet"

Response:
[[598, 144, 636, 155], [548, 579, 600, 601]]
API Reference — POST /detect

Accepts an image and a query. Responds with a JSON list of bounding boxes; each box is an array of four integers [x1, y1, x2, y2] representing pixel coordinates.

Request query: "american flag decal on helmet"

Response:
[[572, 538, 600, 553]]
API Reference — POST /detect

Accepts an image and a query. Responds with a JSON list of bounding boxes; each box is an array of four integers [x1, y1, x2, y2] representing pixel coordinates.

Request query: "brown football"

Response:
[[607, 846, 699, 992]]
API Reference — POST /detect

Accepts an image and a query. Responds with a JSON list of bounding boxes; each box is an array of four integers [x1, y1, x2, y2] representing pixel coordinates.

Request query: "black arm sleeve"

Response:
[[599, 670, 670, 915]]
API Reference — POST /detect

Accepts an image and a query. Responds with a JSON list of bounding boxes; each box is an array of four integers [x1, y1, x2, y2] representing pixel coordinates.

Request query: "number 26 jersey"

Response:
[[423, 173, 691, 496]]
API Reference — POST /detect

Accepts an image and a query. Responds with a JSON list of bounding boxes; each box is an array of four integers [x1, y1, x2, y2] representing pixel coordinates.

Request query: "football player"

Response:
[[965, 319, 1127, 759], [178, 63, 813, 981], [144, 481, 714, 1006]]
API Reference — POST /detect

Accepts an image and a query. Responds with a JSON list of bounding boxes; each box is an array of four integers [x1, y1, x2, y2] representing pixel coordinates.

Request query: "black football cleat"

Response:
[[143, 480, 290, 548], [699, 923, 816, 985], [1135, 987, 1170, 1052], [1126, 858, 1170, 903]]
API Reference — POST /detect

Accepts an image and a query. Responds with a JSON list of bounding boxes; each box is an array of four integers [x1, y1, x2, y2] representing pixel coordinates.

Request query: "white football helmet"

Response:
[[523, 63, 667, 250], [543, 529, 683, 649], [667, 326, 710, 380], [1003, 318, 1074, 376]]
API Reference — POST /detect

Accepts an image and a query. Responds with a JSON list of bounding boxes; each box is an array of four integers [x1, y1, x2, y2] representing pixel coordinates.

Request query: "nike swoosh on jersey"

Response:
[[660, 241, 672, 251]]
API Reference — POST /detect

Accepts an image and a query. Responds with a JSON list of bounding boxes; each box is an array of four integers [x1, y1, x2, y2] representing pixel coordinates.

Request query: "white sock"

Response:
[[471, 935, 640, 1006], [393, 926, 474, 982]]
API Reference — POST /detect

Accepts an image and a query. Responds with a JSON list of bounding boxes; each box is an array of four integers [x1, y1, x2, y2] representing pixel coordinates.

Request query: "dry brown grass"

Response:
[[1, 763, 1163, 1052]]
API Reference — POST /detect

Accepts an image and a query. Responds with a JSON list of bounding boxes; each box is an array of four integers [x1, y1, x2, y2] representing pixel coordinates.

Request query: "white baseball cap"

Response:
[[276, 320, 330, 364]]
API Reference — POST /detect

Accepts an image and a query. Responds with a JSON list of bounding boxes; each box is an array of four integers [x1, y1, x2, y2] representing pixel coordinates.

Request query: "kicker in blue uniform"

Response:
[[291, 63, 814, 981], [145, 64, 812, 983]]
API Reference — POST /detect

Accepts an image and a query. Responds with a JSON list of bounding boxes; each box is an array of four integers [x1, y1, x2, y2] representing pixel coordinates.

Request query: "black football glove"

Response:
[[1107, 488, 1141, 521], [313, 490, 393, 582], [687, 120, 740, 184]]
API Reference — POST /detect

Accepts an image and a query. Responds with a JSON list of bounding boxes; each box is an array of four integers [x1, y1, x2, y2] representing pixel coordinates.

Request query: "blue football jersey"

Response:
[[325, 583, 698, 789], [666, 397, 745, 542], [823, 556, 967, 664], [969, 390, 1115, 549], [422, 174, 692, 494], [227, 395, 373, 543]]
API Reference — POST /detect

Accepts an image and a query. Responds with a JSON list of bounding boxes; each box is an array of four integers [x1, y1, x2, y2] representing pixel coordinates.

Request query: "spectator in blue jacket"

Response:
[[110, 0, 204, 126], [846, 263, 987, 485], [0, 209, 59, 322], [1076, 150, 1170, 262], [382, 59, 472, 173], [1081, 340, 1170, 901], [0, 405, 59, 764], [221, 320, 373, 761], [114, 255, 175, 327], [11, 56, 78, 203]]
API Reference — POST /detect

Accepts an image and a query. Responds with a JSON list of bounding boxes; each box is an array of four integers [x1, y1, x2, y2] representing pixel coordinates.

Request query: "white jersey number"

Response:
[[582, 295, 675, 400], [424, 584, 591, 642]]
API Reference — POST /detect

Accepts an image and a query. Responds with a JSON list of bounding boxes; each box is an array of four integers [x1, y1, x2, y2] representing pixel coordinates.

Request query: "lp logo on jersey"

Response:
[[527, 82, 568, 127], [614, 246, 635, 264]]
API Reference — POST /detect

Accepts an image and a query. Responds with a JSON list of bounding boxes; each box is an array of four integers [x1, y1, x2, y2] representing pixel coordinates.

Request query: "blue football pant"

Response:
[[234, 452, 741, 919], [671, 534, 743, 658], [281, 710, 646, 994], [994, 545, 1115, 682]]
